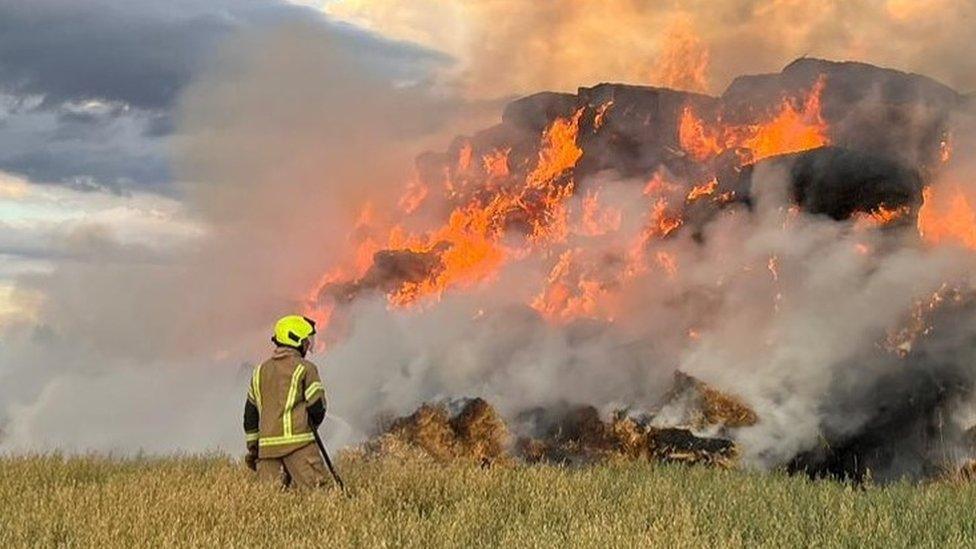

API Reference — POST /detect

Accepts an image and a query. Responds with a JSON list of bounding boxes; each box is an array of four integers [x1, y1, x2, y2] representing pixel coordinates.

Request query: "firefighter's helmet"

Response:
[[273, 315, 317, 348]]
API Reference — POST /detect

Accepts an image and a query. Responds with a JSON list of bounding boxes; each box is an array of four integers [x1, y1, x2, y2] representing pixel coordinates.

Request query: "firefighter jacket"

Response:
[[243, 346, 327, 459]]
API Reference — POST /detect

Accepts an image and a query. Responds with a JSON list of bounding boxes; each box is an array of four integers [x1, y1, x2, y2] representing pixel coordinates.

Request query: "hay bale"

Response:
[[386, 404, 457, 461], [951, 460, 976, 482], [657, 372, 757, 431], [373, 399, 510, 464], [451, 398, 509, 464], [371, 398, 739, 469], [607, 414, 650, 458]]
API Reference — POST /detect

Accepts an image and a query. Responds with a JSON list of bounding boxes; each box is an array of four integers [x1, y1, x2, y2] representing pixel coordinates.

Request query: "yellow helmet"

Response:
[[273, 315, 317, 348]]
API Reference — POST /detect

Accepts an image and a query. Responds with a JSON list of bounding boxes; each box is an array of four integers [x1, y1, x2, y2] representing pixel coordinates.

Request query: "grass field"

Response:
[[2, 453, 976, 547]]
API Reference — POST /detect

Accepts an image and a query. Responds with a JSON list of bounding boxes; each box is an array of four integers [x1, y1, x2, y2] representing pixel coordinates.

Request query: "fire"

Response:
[[310, 72, 841, 332], [679, 76, 829, 164], [527, 110, 584, 189], [313, 110, 587, 314], [531, 249, 612, 323], [678, 106, 724, 162], [398, 178, 429, 214], [643, 170, 681, 196], [593, 101, 613, 131], [940, 133, 953, 164], [649, 198, 683, 238], [457, 141, 473, 172], [686, 179, 717, 202], [656, 251, 678, 277], [741, 76, 828, 163], [386, 205, 508, 306], [852, 204, 911, 228], [482, 148, 511, 181], [649, 18, 710, 93], [579, 190, 623, 236], [917, 185, 976, 249]]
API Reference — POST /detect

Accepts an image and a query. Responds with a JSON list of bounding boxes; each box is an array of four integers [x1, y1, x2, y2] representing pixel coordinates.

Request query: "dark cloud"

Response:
[[0, 0, 286, 109], [0, 106, 171, 191], [0, 0, 446, 110], [0, 0, 447, 192]]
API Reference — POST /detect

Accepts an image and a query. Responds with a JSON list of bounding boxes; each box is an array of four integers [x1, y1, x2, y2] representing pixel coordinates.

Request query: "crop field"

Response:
[[2, 453, 976, 547]]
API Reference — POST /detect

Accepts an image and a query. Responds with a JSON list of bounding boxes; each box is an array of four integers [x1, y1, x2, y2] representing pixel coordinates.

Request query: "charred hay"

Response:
[[368, 380, 748, 469]]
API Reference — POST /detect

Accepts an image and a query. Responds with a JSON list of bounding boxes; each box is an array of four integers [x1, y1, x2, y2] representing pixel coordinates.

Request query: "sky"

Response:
[[0, 0, 973, 454]]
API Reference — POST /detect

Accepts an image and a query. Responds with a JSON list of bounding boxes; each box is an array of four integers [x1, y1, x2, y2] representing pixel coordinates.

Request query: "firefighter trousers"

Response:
[[256, 442, 330, 489]]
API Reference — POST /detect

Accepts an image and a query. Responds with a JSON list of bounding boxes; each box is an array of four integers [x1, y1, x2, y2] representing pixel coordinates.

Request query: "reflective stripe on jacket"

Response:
[[245, 346, 326, 459]]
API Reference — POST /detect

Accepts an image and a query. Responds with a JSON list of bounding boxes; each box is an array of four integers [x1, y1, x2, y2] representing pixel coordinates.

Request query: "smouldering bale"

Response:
[[372, 399, 509, 465], [656, 371, 758, 433]]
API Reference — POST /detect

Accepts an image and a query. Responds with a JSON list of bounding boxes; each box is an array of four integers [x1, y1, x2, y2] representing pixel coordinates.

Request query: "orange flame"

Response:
[[531, 248, 611, 323], [310, 77, 835, 333], [679, 76, 829, 164], [649, 197, 683, 238], [686, 179, 717, 202], [940, 133, 953, 164], [316, 111, 587, 313], [398, 178, 429, 214], [482, 148, 511, 181], [650, 18, 710, 93], [853, 204, 910, 228], [579, 190, 623, 236], [678, 106, 724, 162], [742, 76, 828, 163], [593, 101, 614, 131], [918, 185, 976, 249], [528, 110, 584, 189]]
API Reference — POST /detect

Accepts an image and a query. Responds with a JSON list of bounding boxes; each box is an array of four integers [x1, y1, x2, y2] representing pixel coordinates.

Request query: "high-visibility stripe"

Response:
[[258, 432, 315, 447], [245, 431, 259, 443], [282, 363, 305, 436], [251, 364, 263, 411], [304, 381, 324, 401]]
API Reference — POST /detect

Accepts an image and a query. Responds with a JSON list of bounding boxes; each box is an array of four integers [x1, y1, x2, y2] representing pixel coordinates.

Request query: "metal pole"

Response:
[[312, 427, 346, 492]]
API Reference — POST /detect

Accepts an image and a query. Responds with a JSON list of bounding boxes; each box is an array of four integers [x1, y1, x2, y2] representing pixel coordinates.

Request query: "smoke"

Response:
[[321, 0, 976, 96], [0, 20, 473, 453]]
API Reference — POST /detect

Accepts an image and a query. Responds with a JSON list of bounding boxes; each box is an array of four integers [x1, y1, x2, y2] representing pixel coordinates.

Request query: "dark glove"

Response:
[[245, 445, 258, 471]]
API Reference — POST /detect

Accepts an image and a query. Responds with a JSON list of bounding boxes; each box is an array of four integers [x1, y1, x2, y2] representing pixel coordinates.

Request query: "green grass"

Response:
[[2, 453, 975, 547]]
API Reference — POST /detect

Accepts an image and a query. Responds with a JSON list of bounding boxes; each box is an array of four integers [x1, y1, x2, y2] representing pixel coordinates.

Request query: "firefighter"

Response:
[[243, 315, 329, 489]]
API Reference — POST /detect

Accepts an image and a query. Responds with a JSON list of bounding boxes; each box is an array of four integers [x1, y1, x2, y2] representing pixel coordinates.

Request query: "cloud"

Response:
[[0, 0, 292, 109], [0, 102, 172, 191], [0, 170, 203, 273]]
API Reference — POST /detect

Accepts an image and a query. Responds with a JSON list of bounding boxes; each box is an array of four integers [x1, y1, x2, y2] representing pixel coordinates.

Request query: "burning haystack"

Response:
[[314, 58, 976, 482]]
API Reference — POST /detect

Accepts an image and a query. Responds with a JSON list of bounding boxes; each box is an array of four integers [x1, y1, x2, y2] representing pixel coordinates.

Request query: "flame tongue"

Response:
[[918, 185, 976, 249], [679, 76, 829, 165]]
